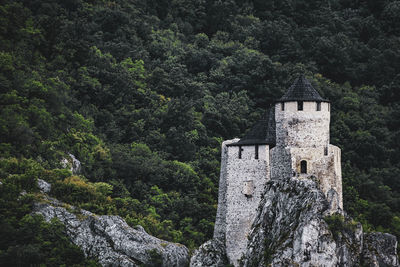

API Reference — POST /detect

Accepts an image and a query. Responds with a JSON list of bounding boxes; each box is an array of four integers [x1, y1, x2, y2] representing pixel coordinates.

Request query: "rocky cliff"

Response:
[[34, 180, 189, 267], [191, 177, 399, 267]]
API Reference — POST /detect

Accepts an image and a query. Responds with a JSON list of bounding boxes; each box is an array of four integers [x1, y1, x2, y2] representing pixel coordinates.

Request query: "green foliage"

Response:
[[52, 176, 107, 204], [0, 158, 99, 266], [324, 214, 358, 240], [140, 249, 163, 267], [0, 215, 99, 267]]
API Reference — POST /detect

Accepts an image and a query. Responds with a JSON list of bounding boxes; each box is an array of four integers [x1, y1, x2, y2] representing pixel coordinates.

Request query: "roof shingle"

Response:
[[277, 75, 328, 102], [228, 75, 328, 147], [228, 108, 276, 146]]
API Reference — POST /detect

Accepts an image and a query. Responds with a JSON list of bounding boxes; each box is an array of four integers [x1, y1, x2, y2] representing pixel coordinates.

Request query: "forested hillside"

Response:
[[1, 0, 399, 265]]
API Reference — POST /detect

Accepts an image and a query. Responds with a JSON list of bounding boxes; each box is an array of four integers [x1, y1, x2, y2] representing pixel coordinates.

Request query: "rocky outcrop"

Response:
[[241, 177, 336, 266], [239, 177, 399, 267], [60, 153, 81, 174], [190, 239, 229, 267], [193, 176, 398, 267], [33, 198, 189, 267], [37, 179, 51, 193], [363, 232, 399, 266]]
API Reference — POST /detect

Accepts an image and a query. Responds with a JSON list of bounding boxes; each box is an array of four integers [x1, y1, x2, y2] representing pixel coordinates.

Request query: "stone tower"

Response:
[[213, 109, 276, 265], [213, 75, 343, 266], [270, 75, 342, 211]]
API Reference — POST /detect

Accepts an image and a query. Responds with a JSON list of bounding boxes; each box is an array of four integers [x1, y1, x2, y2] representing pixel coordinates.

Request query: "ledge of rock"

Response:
[[190, 239, 229, 267], [33, 198, 189, 267], [363, 232, 399, 266]]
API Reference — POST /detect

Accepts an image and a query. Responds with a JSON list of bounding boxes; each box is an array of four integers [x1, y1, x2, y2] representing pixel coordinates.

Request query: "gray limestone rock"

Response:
[[60, 153, 81, 174], [37, 179, 51, 193], [190, 239, 229, 267], [363, 232, 399, 267], [239, 177, 399, 267], [68, 153, 81, 174], [334, 214, 363, 266], [33, 199, 189, 267], [241, 177, 337, 267]]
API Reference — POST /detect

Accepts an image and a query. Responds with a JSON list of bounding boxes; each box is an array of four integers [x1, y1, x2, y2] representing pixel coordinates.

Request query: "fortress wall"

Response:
[[214, 139, 239, 240], [290, 147, 326, 176], [270, 146, 292, 180], [289, 145, 343, 210], [224, 144, 270, 265], [326, 145, 342, 210], [275, 101, 330, 148]]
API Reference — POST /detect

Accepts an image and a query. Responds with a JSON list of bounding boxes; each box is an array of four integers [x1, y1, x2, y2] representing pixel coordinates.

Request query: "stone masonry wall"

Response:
[[221, 142, 270, 266], [275, 101, 330, 148], [270, 146, 292, 180], [272, 101, 342, 210], [214, 139, 239, 240], [270, 145, 342, 211], [290, 145, 343, 210]]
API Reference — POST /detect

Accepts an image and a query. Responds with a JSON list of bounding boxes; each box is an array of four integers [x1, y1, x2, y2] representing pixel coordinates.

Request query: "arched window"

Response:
[[300, 160, 307, 174]]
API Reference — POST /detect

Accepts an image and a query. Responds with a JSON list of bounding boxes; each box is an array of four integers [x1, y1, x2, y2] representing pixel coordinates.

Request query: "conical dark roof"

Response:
[[277, 75, 328, 102], [228, 108, 276, 146]]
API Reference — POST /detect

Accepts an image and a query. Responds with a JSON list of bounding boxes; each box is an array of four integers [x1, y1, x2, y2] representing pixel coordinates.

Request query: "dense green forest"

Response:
[[1, 0, 399, 265]]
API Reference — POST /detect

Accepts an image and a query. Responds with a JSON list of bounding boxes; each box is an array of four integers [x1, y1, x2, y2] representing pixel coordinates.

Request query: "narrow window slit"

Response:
[[298, 101, 303, 111], [255, 145, 259, 159], [239, 146, 243, 159], [316, 102, 321, 111]]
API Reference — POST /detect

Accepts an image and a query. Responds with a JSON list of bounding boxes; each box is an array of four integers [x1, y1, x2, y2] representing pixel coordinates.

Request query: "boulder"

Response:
[[190, 239, 229, 267], [363, 232, 399, 267], [37, 179, 51, 194]]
